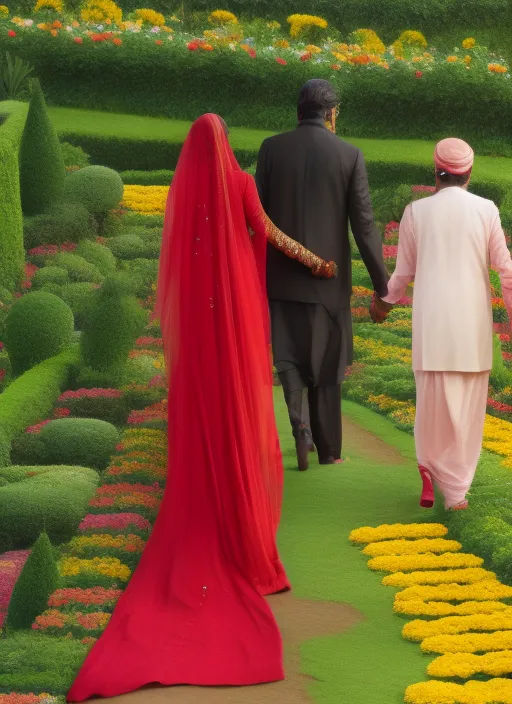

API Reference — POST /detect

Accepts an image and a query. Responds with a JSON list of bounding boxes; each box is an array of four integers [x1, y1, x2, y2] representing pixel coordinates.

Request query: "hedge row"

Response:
[[6, 36, 512, 153], [0, 101, 26, 291]]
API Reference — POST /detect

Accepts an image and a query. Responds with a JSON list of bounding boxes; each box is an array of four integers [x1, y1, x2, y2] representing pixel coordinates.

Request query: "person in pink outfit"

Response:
[[371, 138, 512, 510]]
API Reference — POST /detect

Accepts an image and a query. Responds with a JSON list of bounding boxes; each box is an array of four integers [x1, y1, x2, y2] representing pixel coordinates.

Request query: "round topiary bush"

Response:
[[4, 292, 74, 375], [11, 418, 120, 471], [81, 277, 146, 375], [76, 240, 116, 276], [63, 166, 124, 215], [32, 266, 70, 289], [52, 282, 95, 330], [23, 202, 98, 249], [107, 234, 146, 261], [53, 252, 104, 284]]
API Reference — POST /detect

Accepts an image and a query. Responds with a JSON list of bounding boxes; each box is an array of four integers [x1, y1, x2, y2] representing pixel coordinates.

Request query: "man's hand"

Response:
[[369, 292, 393, 324]]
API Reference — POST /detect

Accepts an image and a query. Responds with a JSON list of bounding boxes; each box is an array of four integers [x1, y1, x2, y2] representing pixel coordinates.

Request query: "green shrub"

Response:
[[61, 140, 90, 169], [121, 258, 159, 298], [372, 184, 411, 224], [19, 79, 66, 215], [120, 169, 173, 185], [5, 292, 74, 375], [56, 389, 129, 424], [63, 165, 124, 214], [0, 632, 87, 693], [123, 212, 164, 229], [0, 465, 98, 547], [0, 100, 26, 290], [6, 531, 59, 630], [32, 265, 69, 289], [23, 201, 98, 248], [0, 347, 79, 443], [81, 277, 146, 375], [490, 334, 512, 391], [48, 281, 95, 329], [351, 260, 373, 289], [0, 427, 10, 467], [107, 233, 146, 260], [12, 417, 120, 471], [53, 252, 103, 283], [76, 239, 116, 275]]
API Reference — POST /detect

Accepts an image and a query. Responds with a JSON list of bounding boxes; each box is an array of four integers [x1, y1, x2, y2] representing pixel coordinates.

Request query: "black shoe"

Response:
[[296, 428, 310, 471]]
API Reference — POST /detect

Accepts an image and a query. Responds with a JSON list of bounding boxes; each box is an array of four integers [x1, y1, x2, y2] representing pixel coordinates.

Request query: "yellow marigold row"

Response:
[[395, 580, 512, 603], [367, 394, 410, 413], [350, 523, 447, 544], [421, 630, 512, 654], [122, 185, 169, 214], [403, 610, 512, 642], [68, 534, 146, 552], [428, 650, 512, 678], [369, 552, 483, 573], [394, 599, 510, 618], [353, 335, 412, 364], [208, 9, 238, 25], [405, 678, 512, 704], [363, 538, 461, 557], [383, 567, 494, 588], [60, 557, 131, 582]]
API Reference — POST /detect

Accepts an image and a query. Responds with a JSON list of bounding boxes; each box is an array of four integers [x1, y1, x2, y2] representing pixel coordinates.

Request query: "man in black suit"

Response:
[[256, 79, 388, 470]]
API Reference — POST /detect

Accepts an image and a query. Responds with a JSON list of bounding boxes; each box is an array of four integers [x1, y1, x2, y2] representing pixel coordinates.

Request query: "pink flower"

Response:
[[383, 245, 398, 259], [415, 70, 423, 78], [26, 420, 50, 434], [79, 513, 151, 531], [53, 407, 70, 418]]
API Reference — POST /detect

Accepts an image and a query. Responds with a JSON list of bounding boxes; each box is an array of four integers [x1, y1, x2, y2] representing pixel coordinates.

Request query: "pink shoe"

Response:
[[419, 466, 434, 508]]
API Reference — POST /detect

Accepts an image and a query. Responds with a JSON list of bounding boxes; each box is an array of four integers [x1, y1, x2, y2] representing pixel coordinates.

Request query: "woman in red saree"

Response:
[[67, 114, 335, 702]]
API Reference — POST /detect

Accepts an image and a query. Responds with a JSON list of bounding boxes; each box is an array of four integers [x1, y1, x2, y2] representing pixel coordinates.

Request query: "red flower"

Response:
[[53, 407, 71, 419], [248, 48, 256, 58], [113, 37, 122, 46], [276, 57, 287, 66], [155, 39, 162, 45], [187, 40, 199, 51], [74, 37, 83, 44], [7, 30, 16, 37], [300, 52, 312, 62], [330, 63, 341, 70], [415, 70, 423, 78]]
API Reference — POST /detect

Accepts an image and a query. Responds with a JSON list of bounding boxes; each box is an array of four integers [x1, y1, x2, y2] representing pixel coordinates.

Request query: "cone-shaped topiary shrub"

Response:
[[6, 531, 59, 630], [19, 79, 66, 216]]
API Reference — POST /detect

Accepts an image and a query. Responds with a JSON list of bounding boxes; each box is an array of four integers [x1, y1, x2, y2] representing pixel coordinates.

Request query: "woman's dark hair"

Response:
[[297, 79, 339, 121], [435, 169, 471, 186]]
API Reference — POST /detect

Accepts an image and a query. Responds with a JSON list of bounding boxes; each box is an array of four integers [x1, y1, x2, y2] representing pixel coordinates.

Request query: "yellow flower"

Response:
[[394, 599, 510, 618], [462, 37, 476, 49], [273, 38, 289, 49], [464, 55, 472, 65], [122, 185, 169, 214], [369, 552, 483, 573], [489, 63, 508, 74], [286, 14, 327, 39], [350, 523, 448, 544], [34, 0, 62, 11], [134, 8, 165, 26], [60, 557, 131, 582], [363, 538, 462, 557], [405, 679, 512, 704], [81, 0, 122, 25], [266, 20, 280, 30], [208, 9, 238, 25], [0, 4, 8, 14], [422, 630, 512, 654], [395, 580, 512, 603], [428, 651, 512, 678], [403, 610, 512, 642], [398, 30, 428, 49], [305, 44, 322, 54], [353, 336, 411, 364], [350, 28, 385, 55], [447, 55, 458, 63], [383, 567, 495, 588]]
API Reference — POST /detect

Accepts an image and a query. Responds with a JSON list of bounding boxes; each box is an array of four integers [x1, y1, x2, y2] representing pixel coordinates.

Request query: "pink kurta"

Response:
[[383, 187, 512, 507]]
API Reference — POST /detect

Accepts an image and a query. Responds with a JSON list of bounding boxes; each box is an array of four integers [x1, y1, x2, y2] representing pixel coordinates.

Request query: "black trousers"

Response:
[[279, 368, 342, 463]]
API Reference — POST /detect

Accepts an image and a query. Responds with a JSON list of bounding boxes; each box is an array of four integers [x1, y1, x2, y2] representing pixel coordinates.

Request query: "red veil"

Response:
[[67, 114, 289, 702]]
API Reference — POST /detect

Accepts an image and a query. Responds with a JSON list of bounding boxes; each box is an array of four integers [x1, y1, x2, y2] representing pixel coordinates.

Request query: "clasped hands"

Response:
[[369, 292, 393, 324]]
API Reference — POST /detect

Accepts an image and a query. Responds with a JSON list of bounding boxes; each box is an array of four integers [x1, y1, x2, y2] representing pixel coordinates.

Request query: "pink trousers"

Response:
[[414, 371, 489, 509]]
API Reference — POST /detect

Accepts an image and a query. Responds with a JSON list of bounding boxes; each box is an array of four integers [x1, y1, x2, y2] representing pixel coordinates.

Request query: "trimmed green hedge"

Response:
[[6, 37, 512, 154], [0, 346, 80, 442], [0, 465, 99, 548], [0, 101, 26, 291], [120, 169, 173, 185]]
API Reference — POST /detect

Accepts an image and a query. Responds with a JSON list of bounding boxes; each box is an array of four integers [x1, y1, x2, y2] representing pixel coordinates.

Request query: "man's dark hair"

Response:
[[435, 169, 471, 186], [297, 79, 339, 121]]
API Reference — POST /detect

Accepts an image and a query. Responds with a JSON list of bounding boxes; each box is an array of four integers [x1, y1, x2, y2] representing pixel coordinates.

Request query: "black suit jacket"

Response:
[[256, 119, 388, 311]]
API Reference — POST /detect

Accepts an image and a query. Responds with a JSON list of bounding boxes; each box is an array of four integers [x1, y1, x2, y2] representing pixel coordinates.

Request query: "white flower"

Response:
[[24, 18, 34, 25]]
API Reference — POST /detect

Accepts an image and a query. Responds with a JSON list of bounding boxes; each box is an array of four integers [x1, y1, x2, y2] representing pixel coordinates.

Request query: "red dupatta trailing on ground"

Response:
[[67, 114, 289, 702]]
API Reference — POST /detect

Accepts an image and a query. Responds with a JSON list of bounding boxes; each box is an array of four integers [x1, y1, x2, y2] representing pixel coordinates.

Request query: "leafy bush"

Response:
[[76, 239, 116, 275], [6, 531, 59, 630], [5, 292, 74, 375], [0, 632, 87, 693], [32, 265, 70, 289], [62, 165, 124, 214], [56, 388, 129, 424], [107, 233, 148, 260], [121, 258, 159, 298], [120, 169, 173, 185], [23, 201, 98, 248], [19, 79, 66, 215], [61, 140, 90, 169], [47, 281, 95, 330], [11, 417, 120, 471], [53, 252, 104, 283], [0, 427, 10, 467], [351, 260, 373, 289], [0, 465, 98, 548], [0, 347, 79, 443], [372, 184, 411, 224], [0, 100, 26, 290], [490, 334, 512, 391], [81, 277, 146, 377]]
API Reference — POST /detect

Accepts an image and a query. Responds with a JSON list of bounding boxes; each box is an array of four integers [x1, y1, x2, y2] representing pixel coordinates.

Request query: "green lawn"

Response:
[[48, 106, 512, 196]]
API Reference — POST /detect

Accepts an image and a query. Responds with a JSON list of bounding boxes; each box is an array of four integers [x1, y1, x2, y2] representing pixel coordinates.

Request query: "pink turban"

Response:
[[434, 138, 474, 175]]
